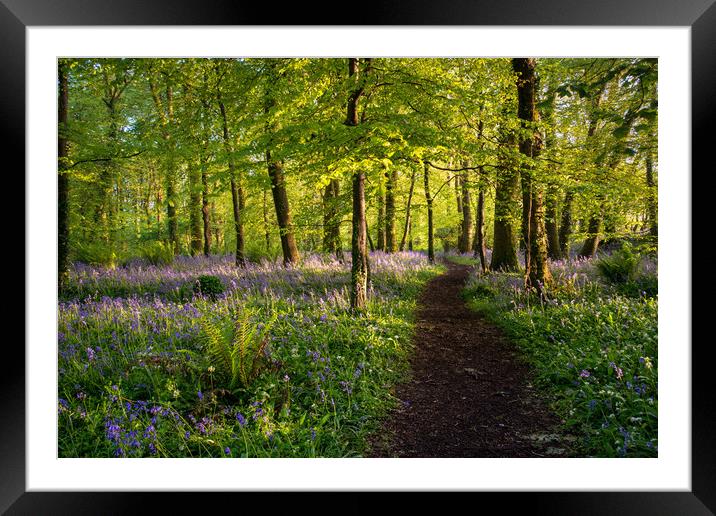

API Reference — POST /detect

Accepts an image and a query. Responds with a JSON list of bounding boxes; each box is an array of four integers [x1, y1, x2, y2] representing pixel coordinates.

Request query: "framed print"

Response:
[[6, 0, 713, 513]]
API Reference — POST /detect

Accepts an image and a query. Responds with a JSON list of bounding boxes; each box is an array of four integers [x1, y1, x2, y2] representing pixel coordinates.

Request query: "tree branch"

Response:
[[67, 151, 143, 169]]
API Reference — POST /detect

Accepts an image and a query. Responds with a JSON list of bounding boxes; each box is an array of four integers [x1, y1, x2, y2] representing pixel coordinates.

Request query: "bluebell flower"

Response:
[[236, 412, 247, 427]]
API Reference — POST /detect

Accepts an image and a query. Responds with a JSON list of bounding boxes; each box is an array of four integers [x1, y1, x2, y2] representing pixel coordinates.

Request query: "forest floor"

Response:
[[367, 260, 574, 457]]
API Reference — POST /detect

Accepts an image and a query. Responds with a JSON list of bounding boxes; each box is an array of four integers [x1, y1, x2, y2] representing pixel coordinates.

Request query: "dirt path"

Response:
[[367, 260, 571, 458]]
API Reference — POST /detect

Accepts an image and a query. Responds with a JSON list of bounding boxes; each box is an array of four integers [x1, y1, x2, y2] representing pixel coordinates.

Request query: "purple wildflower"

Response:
[[236, 412, 247, 427]]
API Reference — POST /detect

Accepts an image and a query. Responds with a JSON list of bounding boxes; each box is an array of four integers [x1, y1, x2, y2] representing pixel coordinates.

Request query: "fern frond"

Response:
[[200, 317, 231, 381], [233, 308, 254, 389], [198, 304, 272, 391]]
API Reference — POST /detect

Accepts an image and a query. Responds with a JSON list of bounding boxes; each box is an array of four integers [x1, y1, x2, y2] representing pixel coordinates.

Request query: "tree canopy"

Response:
[[58, 57, 657, 302]]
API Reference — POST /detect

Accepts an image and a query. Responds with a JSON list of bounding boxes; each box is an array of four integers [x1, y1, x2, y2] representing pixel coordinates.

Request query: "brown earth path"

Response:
[[367, 260, 572, 457]]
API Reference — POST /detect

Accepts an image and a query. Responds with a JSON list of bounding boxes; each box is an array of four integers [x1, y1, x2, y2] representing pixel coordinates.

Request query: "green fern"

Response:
[[199, 307, 275, 390]]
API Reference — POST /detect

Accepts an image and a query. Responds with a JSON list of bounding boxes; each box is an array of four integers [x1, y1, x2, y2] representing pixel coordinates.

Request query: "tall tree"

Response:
[[541, 90, 562, 260], [216, 65, 246, 267], [458, 164, 472, 253], [490, 131, 521, 271], [399, 167, 417, 252], [346, 58, 371, 310], [513, 57, 551, 295], [322, 177, 343, 260], [577, 85, 607, 258], [384, 167, 398, 252], [264, 61, 300, 265], [375, 184, 386, 251], [199, 79, 212, 256], [58, 59, 70, 291], [558, 190, 574, 258], [473, 167, 488, 272], [184, 77, 204, 256], [96, 63, 129, 245], [148, 63, 179, 253], [423, 161, 435, 264], [645, 154, 657, 238], [544, 184, 562, 260]]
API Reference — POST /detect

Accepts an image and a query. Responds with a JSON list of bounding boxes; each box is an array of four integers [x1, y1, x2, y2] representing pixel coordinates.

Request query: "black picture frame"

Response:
[[6, 0, 712, 513]]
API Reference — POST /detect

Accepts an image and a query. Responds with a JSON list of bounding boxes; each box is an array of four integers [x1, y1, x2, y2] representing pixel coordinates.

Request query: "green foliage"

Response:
[[243, 242, 282, 264], [193, 275, 225, 299], [435, 226, 458, 253], [58, 254, 443, 457], [596, 242, 640, 285], [616, 273, 658, 299], [464, 256, 658, 457], [140, 241, 175, 266], [502, 297, 658, 457], [199, 307, 275, 390], [72, 241, 119, 267], [462, 282, 497, 300]]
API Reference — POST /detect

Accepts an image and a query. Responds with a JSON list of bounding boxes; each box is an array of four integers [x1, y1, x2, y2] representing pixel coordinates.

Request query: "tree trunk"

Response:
[[266, 153, 300, 265], [513, 57, 551, 295], [408, 219, 414, 251], [473, 170, 488, 272], [229, 176, 245, 266], [189, 160, 203, 256], [58, 59, 70, 291], [558, 190, 573, 258], [578, 86, 618, 258], [149, 76, 178, 253], [579, 211, 603, 258], [351, 167, 369, 310], [458, 166, 472, 253], [165, 85, 178, 253], [264, 66, 300, 266], [423, 161, 435, 264], [217, 91, 245, 267], [263, 188, 272, 253], [96, 99, 117, 245], [545, 184, 562, 260], [520, 174, 530, 257], [491, 134, 521, 272], [201, 154, 211, 257], [376, 187, 385, 251], [385, 167, 397, 252], [399, 167, 417, 251], [346, 58, 371, 311], [454, 172, 463, 251], [645, 155, 658, 238], [322, 178, 343, 260]]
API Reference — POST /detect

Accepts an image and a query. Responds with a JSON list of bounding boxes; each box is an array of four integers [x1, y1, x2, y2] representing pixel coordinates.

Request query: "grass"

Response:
[[58, 251, 444, 458]]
